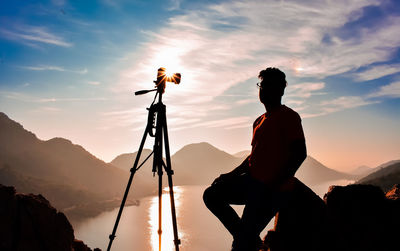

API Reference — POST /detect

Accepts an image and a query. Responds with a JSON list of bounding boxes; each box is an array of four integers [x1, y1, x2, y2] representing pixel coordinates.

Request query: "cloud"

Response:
[[111, 0, 400, 124], [354, 64, 400, 81], [0, 91, 106, 103], [368, 81, 400, 98], [36, 97, 107, 103], [100, 107, 147, 129], [51, 0, 66, 6], [167, 0, 183, 11], [301, 96, 379, 118], [87, 81, 101, 85], [286, 82, 325, 98], [0, 25, 72, 47], [170, 116, 252, 131], [33, 106, 62, 113], [235, 98, 255, 105], [298, 80, 400, 118], [21, 65, 88, 74], [117, 0, 398, 97]]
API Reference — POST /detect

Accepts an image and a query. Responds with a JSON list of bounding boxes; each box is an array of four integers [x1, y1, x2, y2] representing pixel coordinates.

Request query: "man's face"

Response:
[[259, 81, 283, 105]]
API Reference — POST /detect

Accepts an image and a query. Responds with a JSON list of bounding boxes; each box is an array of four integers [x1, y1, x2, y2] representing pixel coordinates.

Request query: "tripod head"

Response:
[[135, 67, 181, 96]]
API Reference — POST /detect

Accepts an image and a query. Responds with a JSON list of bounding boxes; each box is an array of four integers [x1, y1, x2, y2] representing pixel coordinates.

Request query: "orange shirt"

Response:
[[249, 105, 304, 185]]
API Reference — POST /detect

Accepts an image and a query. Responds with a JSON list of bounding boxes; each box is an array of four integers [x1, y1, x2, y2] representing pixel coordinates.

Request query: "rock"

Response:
[[324, 184, 389, 251], [262, 183, 400, 251], [385, 184, 400, 200], [0, 184, 101, 251], [263, 178, 326, 251]]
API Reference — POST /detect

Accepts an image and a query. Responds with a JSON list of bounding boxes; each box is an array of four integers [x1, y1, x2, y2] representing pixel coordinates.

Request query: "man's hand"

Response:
[[212, 156, 250, 185], [212, 172, 236, 185]]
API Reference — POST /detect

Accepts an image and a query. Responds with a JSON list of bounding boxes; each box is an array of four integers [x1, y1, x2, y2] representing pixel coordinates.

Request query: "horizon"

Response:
[[2, 109, 398, 174], [1, 0, 400, 172]]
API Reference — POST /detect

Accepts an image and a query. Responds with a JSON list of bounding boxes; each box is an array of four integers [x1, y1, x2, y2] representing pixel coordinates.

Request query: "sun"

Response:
[[152, 47, 183, 76], [164, 68, 175, 78]]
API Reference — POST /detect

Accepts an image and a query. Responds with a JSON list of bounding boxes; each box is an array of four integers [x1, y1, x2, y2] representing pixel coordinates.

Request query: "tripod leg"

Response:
[[107, 127, 149, 251], [153, 104, 165, 251], [162, 112, 181, 251], [158, 170, 163, 251]]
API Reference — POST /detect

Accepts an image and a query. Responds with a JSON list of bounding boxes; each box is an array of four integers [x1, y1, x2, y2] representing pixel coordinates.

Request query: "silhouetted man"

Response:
[[203, 67, 307, 251]]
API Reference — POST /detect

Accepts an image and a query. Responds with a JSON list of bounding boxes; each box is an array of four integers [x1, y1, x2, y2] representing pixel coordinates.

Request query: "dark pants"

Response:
[[203, 173, 290, 251]]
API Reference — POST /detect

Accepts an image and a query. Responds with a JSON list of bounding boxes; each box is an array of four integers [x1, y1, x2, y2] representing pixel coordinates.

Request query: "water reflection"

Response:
[[74, 183, 354, 251], [149, 186, 184, 251]]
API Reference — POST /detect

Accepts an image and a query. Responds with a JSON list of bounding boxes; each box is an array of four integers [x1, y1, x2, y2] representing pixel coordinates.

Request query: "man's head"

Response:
[[258, 67, 287, 106]]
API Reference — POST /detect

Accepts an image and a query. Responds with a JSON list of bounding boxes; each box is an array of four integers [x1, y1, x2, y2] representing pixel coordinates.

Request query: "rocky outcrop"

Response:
[[385, 183, 400, 200], [263, 178, 326, 251], [0, 184, 100, 251], [263, 181, 399, 251]]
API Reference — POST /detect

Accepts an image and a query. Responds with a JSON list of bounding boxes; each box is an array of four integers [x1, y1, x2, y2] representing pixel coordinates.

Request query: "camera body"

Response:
[[157, 67, 181, 85], [155, 67, 181, 93]]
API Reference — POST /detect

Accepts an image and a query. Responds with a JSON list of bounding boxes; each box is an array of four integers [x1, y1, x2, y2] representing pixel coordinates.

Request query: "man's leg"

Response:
[[203, 175, 249, 237], [232, 183, 290, 251]]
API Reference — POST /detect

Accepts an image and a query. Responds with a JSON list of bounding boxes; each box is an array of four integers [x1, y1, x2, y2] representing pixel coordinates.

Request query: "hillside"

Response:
[[109, 149, 161, 197], [110, 142, 243, 187], [0, 184, 100, 251], [357, 162, 400, 192], [0, 111, 369, 221], [171, 142, 243, 185], [233, 150, 251, 158], [295, 156, 356, 186], [349, 165, 374, 178], [0, 112, 133, 220], [110, 149, 153, 172], [111, 143, 355, 188]]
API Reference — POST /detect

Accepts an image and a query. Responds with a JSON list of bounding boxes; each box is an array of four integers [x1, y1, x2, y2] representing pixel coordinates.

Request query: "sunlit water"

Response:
[[74, 181, 353, 251], [148, 187, 184, 251]]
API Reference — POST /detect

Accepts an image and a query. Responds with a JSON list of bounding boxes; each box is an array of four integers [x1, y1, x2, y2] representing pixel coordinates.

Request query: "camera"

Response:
[[157, 67, 181, 85], [134, 67, 181, 96]]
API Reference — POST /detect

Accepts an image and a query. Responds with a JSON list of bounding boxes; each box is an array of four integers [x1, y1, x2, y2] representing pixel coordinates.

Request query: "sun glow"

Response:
[[164, 68, 175, 78], [152, 48, 184, 76], [149, 186, 183, 251]]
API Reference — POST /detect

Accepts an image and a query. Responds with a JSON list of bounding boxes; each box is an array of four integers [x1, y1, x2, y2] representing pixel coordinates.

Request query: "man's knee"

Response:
[[203, 186, 217, 208]]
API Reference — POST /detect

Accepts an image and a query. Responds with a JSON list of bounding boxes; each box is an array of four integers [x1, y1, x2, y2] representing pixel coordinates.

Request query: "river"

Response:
[[74, 180, 352, 251]]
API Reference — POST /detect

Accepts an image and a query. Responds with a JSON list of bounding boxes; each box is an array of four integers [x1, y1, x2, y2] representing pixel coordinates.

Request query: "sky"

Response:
[[0, 0, 399, 172]]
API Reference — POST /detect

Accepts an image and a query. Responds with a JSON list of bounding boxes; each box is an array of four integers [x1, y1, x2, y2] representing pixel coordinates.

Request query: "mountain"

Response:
[[111, 144, 354, 188], [349, 165, 373, 177], [110, 149, 153, 172], [233, 150, 251, 158], [0, 111, 360, 221], [357, 161, 400, 192], [0, 112, 133, 220], [110, 142, 244, 187], [171, 142, 243, 185], [295, 156, 355, 186], [376, 159, 400, 169], [109, 149, 162, 197]]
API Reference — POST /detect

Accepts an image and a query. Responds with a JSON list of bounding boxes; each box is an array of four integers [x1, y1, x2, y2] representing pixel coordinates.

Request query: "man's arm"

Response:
[[276, 138, 307, 187], [212, 156, 250, 185], [228, 155, 250, 176], [286, 139, 307, 176]]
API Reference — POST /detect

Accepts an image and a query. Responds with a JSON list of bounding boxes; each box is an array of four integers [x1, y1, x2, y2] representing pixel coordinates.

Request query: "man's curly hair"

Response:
[[258, 67, 287, 94]]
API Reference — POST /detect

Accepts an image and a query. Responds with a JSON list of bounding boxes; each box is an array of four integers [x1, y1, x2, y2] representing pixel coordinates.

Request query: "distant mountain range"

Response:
[[349, 165, 374, 177], [0, 112, 134, 221], [1, 111, 398, 221], [110, 143, 356, 187], [357, 161, 400, 192]]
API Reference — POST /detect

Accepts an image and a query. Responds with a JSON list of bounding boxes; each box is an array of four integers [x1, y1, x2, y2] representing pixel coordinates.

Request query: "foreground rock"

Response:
[[0, 184, 101, 251], [263, 181, 400, 251], [263, 178, 326, 251]]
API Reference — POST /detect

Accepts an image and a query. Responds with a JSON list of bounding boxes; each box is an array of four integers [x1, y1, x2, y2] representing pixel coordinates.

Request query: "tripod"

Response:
[[107, 71, 181, 251]]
